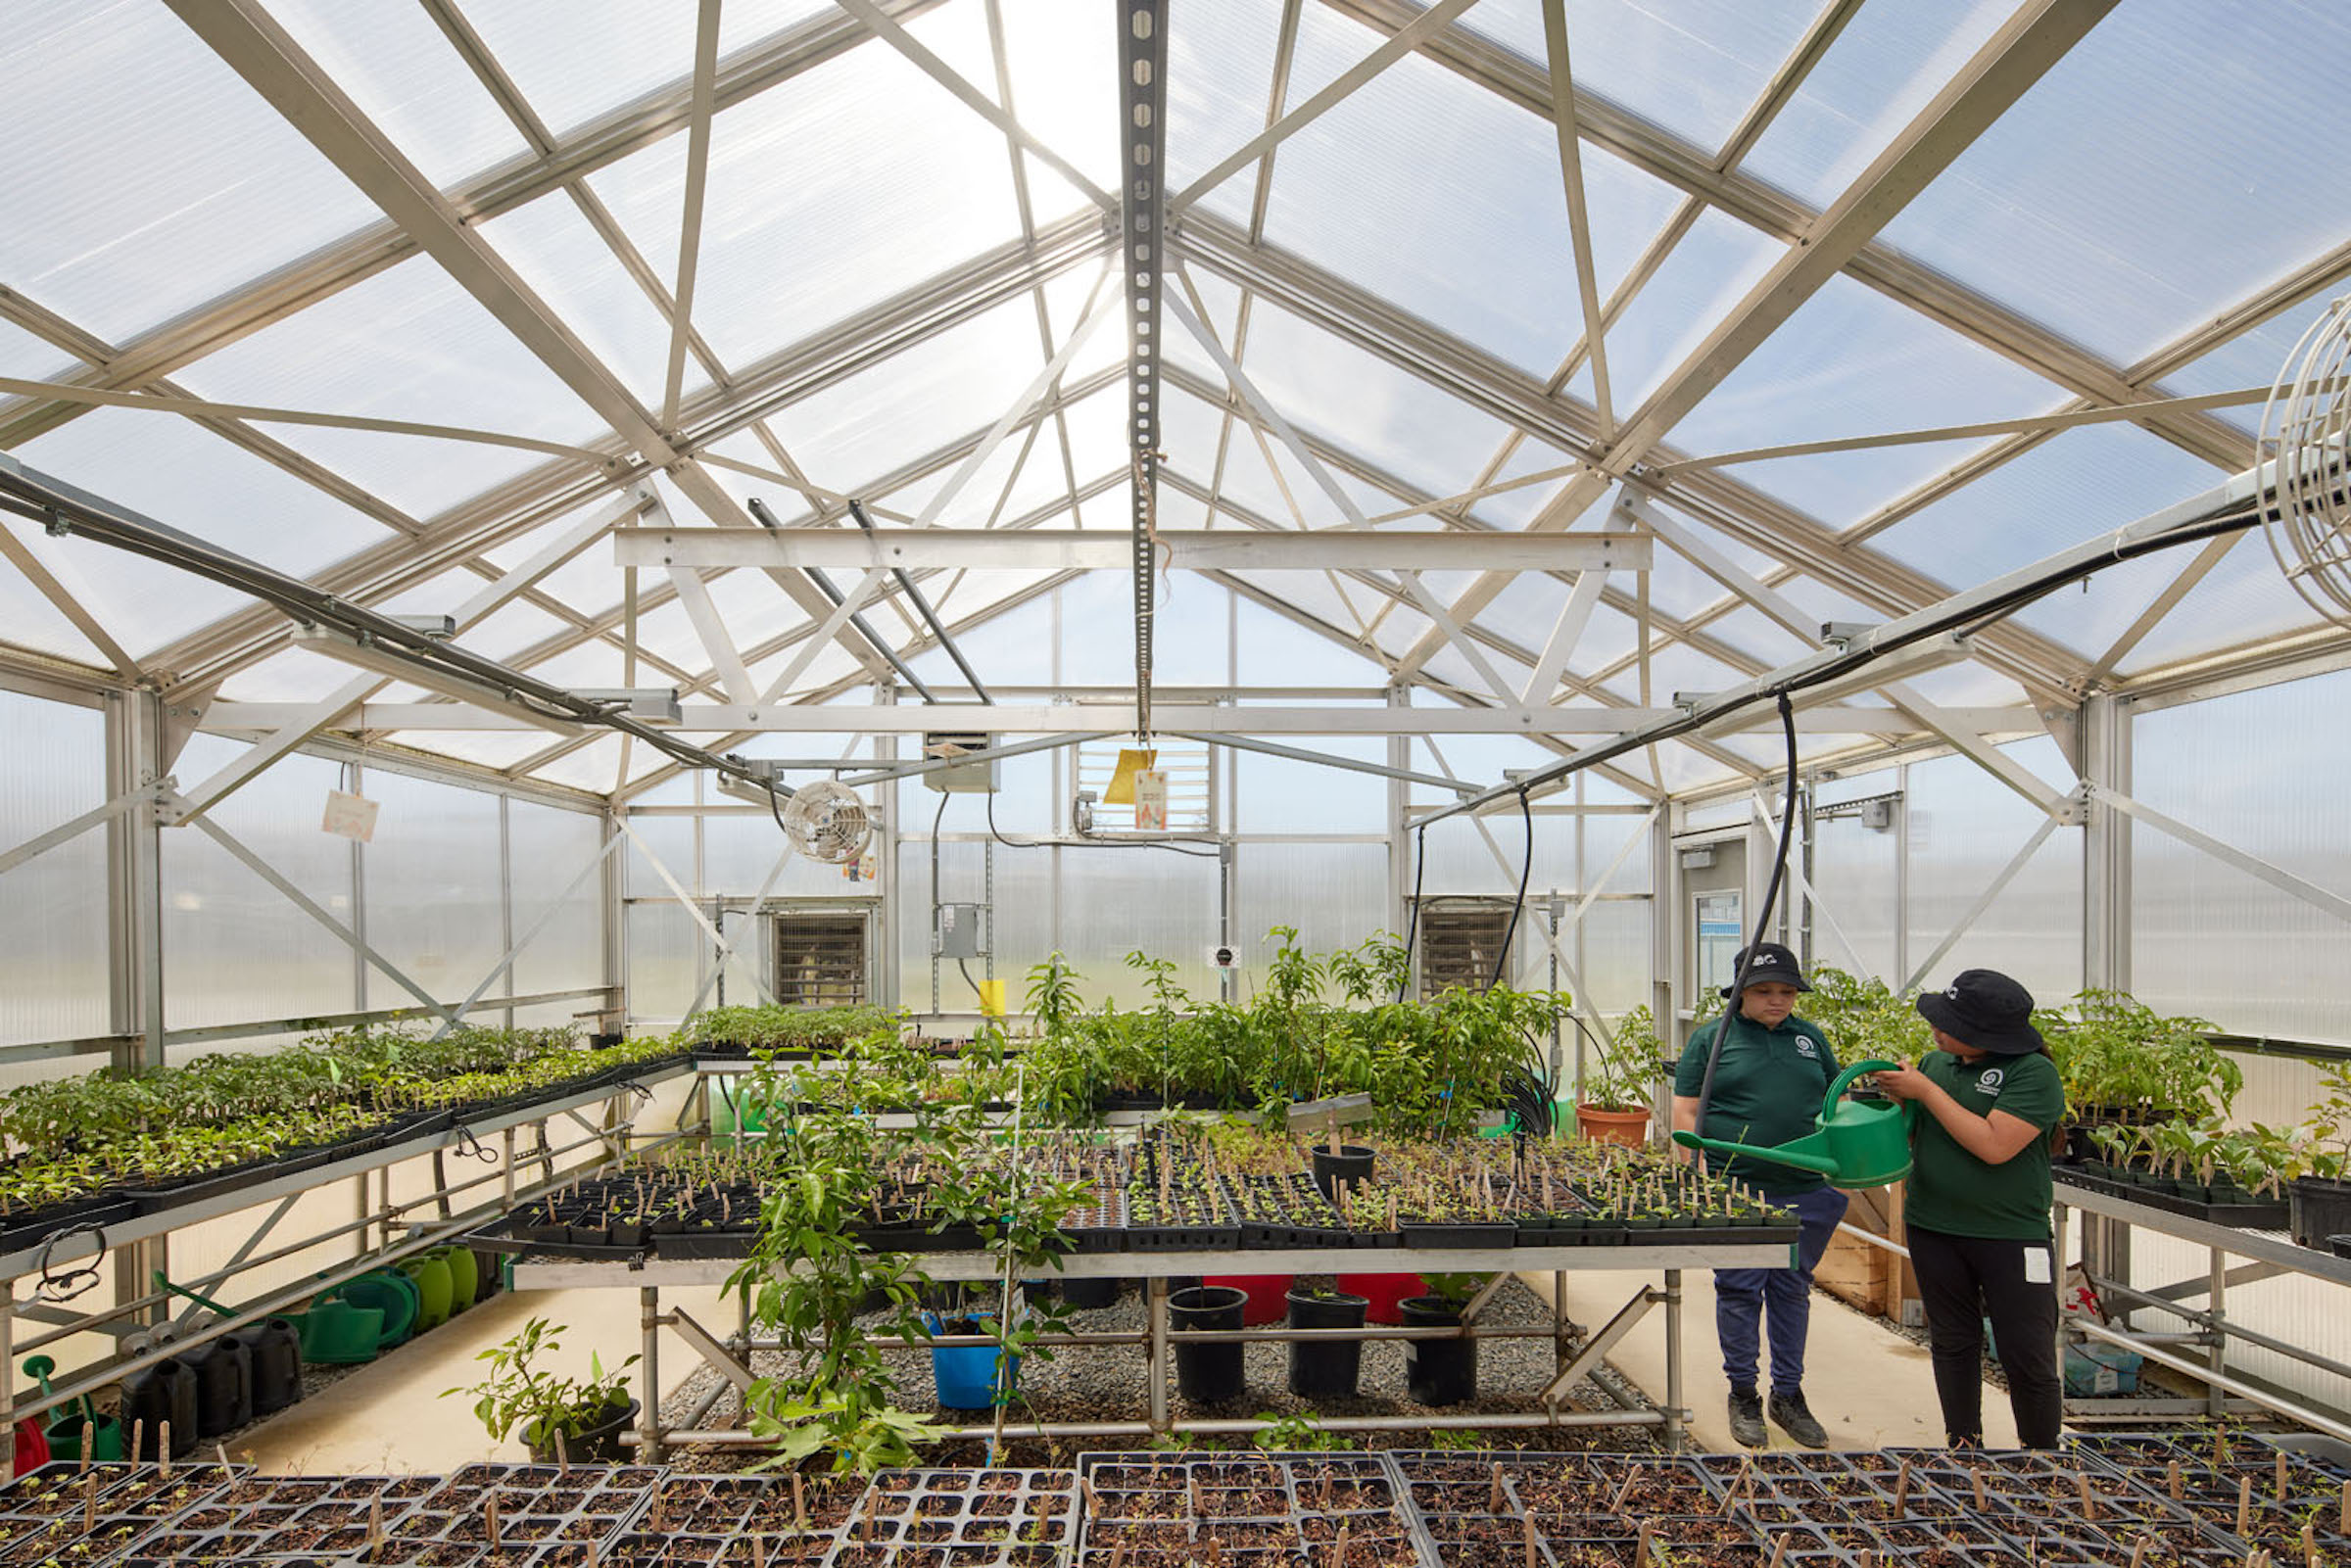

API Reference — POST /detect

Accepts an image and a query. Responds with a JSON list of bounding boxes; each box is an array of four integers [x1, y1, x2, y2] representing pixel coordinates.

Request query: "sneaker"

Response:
[[1727, 1387, 1766, 1449], [1769, 1391, 1829, 1449]]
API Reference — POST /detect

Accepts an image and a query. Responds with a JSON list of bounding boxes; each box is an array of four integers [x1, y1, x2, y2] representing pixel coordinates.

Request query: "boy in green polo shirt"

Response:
[[1872, 969, 2066, 1449]]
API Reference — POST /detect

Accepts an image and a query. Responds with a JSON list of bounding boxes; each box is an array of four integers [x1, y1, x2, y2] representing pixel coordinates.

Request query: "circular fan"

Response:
[[2261, 294, 2351, 625], [780, 778, 873, 865]]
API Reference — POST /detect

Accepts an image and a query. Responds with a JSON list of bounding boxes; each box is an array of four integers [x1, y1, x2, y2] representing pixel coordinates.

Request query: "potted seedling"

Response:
[[1578, 1009, 1662, 1145], [442, 1317, 641, 1463]]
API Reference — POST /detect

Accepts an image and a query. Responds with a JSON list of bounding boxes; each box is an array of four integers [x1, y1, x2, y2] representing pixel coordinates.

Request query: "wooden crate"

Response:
[[1814, 1183, 1918, 1321]]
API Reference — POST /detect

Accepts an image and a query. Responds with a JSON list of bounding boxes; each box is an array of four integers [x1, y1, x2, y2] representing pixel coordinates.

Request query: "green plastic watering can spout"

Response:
[[1670, 1058, 1917, 1188]]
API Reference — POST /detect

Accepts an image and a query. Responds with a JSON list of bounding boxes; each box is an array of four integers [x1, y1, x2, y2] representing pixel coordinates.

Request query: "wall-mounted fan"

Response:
[[2262, 294, 2351, 625], [780, 778, 874, 865]]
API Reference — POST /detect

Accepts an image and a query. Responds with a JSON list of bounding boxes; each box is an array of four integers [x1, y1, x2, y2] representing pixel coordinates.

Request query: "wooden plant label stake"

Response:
[[1971, 1464, 1988, 1511], [214, 1443, 229, 1470], [129, 1419, 143, 1469], [792, 1473, 807, 1531], [2279, 1451, 2291, 1501], [486, 1494, 501, 1551], [554, 1426, 570, 1475], [368, 1495, 383, 1544], [2076, 1470, 2098, 1520], [1767, 1532, 1788, 1568], [1191, 1474, 1206, 1516], [1895, 1457, 1912, 1516], [1492, 1462, 1506, 1513], [862, 1485, 879, 1544], [1332, 1519, 1349, 1568], [1611, 1471, 1641, 1515], [2339, 1479, 2350, 1534], [2304, 1523, 2319, 1568], [77, 1433, 90, 1475], [82, 1473, 97, 1534], [1208, 1532, 1223, 1568], [2130, 1538, 2149, 1568], [1635, 1518, 1653, 1565], [1860, 1551, 1876, 1568], [1108, 1543, 1127, 1568], [2241, 1475, 2255, 1538], [1524, 1514, 1539, 1568], [2171, 1460, 2184, 1499]]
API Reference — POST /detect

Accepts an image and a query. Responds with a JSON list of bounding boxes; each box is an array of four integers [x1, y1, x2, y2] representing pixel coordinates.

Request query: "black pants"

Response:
[[1906, 1223, 2063, 1449]]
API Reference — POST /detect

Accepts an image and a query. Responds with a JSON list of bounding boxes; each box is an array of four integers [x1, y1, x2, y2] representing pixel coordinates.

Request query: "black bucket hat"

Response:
[[1719, 941, 1810, 999], [1916, 970, 2044, 1056]]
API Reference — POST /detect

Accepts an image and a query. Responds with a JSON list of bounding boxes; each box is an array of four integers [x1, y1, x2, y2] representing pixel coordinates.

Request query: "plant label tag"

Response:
[[2023, 1246, 2052, 1284], [321, 789, 379, 842], [1134, 769, 1169, 832]]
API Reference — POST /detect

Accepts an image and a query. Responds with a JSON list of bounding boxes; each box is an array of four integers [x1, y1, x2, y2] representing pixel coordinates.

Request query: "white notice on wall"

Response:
[[321, 789, 380, 843], [1133, 769, 1169, 832]]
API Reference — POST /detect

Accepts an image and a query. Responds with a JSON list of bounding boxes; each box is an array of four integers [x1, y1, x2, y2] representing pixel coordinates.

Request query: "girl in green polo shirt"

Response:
[[1872, 968, 2066, 1449]]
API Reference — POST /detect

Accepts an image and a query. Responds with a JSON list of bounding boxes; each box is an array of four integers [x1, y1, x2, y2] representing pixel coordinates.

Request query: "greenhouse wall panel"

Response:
[[0, 691, 110, 1048]]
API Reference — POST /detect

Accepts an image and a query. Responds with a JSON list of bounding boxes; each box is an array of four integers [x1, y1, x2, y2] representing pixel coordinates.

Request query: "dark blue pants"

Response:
[[1715, 1185, 1848, 1397]]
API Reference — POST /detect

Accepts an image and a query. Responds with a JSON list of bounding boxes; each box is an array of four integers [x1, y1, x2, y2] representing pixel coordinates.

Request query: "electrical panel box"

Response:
[[922, 732, 997, 793], [935, 902, 987, 960]]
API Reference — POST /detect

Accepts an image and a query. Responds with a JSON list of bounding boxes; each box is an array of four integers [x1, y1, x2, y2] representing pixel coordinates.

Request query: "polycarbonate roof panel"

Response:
[[479, 193, 693, 414], [1739, 1, 2013, 210], [1233, 590, 1394, 688], [1875, 422, 2219, 651], [755, 290, 1050, 498], [385, 730, 555, 770], [531, 734, 625, 791], [0, 3, 380, 346], [2159, 288, 2342, 438], [454, 0, 833, 142], [264, 0, 533, 190], [0, 317, 77, 382], [1879, 2, 2351, 368], [1162, 0, 1284, 206], [2119, 534, 2326, 675], [1463, 439, 1580, 531], [1222, 299, 1515, 502], [581, 5, 1028, 373], [171, 254, 604, 521], [1461, 0, 1827, 160], [0, 517, 106, 667], [999, 0, 1121, 214], [1583, 205, 1784, 413], [1667, 274, 2070, 528], [1700, 604, 1815, 669], [1252, 5, 1689, 376], [905, 591, 1055, 689]]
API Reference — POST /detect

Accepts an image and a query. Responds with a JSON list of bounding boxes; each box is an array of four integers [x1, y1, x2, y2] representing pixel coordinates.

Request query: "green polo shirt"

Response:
[[1903, 1050, 2064, 1241], [1673, 1014, 1839, 1195]]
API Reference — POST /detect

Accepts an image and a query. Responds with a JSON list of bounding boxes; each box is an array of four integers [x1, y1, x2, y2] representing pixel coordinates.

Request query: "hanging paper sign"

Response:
[[321, 789, 380, 843], [1134, 769, 1169, 832]]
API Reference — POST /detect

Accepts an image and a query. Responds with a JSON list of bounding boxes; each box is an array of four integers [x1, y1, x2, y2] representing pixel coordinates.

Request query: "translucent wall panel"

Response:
[[1237, 743, 1387, 833], [626, 900, 702, 1024], [0, 692, 109, 1046], [263, 0, 530, 189], [1808, 814, 1899, 980], [1902, 740, 2081, 1004], [360, 771, 505, 1009], [2135, 673, 2351, 1043], [1234, 842, 1389, 1000], [703, 812, 872, 900], [507, 804, 607, 998], [1573, 897, 1652, 1019], [163, 738, 354, 1029], [1056, 852, 1222, 1010]]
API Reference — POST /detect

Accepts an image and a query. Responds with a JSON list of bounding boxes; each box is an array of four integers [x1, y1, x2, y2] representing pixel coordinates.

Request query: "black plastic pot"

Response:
[[1400, 1296, 1477, 1405], [1285, 1287, 1367, 1398], [1061, 1275, 1122, 1309], [1170, 1285, 1248, 1403], [2292, 1176, 2351, 1248], [528, 1396, 640, 1463], [1311, 1144, 1376, 1203]]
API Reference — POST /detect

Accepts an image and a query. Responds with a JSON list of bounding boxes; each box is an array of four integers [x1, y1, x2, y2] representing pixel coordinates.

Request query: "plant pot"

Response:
[[926, 1314, 1019, 1410], [1202, 1274, 1292, 1327], [1311, 1145, 1376, 1203], [1575, 1104, 1652, 1147], [1337, 1272, 1424, 1326], [1169, 1286, 1248, 1404], [2292, 1176, 2351, 1248], [528, 1396, 638, 1463], [1285, 1289, 1367, 1399], [1400, 1296, 1477, 1405]]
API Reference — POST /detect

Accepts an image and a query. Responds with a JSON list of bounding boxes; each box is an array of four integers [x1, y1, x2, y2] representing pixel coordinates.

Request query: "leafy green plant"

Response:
[[2044, 989, 2235, 1122], [1418, 1272, 1492, 1310], [442, 1318, 638, 1449], [1427, 1427, 1491, 1451], [1253, 1410, 1353, 1450], [1584, 1008, 1665, 1114]]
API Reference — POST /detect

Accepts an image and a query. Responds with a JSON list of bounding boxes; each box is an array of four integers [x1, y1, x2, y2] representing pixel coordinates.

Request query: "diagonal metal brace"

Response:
[[1538, 1282, 1663, 1408], [666, 1307, 757, 1395]]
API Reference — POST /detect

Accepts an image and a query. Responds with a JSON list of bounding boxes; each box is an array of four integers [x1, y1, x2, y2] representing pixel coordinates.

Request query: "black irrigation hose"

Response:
[[1491, 787, 1534, 990], [1691, 690, 1800, 1164], [1396, 822, 1429, 1004], [984, 783, 1220, 858]]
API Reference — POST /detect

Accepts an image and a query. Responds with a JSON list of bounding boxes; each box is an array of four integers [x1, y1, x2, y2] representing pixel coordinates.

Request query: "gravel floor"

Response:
[[657, 1274, 1668, 1466]]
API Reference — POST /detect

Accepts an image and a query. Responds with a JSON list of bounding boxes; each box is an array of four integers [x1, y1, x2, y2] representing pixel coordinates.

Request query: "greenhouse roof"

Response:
[[2, 0, 2345, 804]]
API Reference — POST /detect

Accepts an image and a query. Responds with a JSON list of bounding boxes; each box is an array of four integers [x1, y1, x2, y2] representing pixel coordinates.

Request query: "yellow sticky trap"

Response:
[[978, 979, 1006, 1019], [1102, 747, 1157, 805]]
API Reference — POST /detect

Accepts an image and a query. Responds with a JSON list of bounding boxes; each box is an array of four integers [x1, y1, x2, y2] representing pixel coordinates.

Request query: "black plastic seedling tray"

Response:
[[821, 1467, 1077, 1567], [2051, 1167, 2292, 1230]]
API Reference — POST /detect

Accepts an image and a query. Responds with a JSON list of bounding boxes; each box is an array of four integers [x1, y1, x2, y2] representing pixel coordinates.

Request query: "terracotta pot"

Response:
[[1576, 1104, 1652, 1147]]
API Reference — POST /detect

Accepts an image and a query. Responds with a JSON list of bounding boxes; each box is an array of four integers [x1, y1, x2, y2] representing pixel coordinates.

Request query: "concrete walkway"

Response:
[[1520, 1266, 2020, 1450]]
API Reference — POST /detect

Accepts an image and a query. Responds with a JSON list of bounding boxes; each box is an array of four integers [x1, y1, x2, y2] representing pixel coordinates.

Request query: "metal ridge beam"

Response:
[[616, 527, 1651, 572]]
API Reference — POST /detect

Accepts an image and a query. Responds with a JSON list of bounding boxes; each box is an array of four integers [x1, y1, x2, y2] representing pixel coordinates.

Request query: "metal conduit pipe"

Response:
[[846, 498, 989, 702], [2075, 1318, 2351, 1447], [747, 497, 936, 701], [2089, 1276, 2351, 1384], [639, 1407, 1662, 1448]]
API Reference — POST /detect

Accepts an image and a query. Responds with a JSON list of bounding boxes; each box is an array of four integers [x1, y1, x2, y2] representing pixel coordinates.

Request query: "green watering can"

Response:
[[21, 1355, 122, 1462], [1671, 1059, 1917, 1188]]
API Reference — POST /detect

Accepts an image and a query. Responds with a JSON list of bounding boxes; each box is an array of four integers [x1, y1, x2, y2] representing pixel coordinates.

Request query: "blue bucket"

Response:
[[926, 1313, 1018, 1409]]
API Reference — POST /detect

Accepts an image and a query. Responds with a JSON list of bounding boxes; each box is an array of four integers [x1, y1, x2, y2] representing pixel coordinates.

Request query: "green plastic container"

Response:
[[709, 1079, 771, 1139], [401, 1255, 454, 1333], [22, 1356, 122, 1461], [339, 1271, 419, 1349], [293, 1296, 384, 1365], [1672, 1060, 1918, 1188], [432, 1247, 479, 1315]]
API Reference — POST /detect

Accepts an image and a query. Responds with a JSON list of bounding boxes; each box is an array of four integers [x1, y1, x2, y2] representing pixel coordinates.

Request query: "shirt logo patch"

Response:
[[1979, 1068, 2005, 1094], [1795, 1039, 1817, 1059]]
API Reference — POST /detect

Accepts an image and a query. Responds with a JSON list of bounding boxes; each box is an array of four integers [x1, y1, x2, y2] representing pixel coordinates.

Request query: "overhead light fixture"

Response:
[[292, 626, 582, 736], [578, 688, 683, 725]]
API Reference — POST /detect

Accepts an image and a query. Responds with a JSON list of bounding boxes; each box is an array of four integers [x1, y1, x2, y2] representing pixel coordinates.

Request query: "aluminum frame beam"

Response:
[[615, 527, 1649, 572]]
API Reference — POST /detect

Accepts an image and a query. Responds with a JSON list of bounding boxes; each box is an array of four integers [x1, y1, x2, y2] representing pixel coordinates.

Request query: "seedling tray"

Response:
[[821, 1468, 1076, 1567], [2052, 1167, 2291, 1229], [1395, 1220, 1515, 1250], [471, 1215, 647, 1262], [652, 1228, 757, 1259]]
